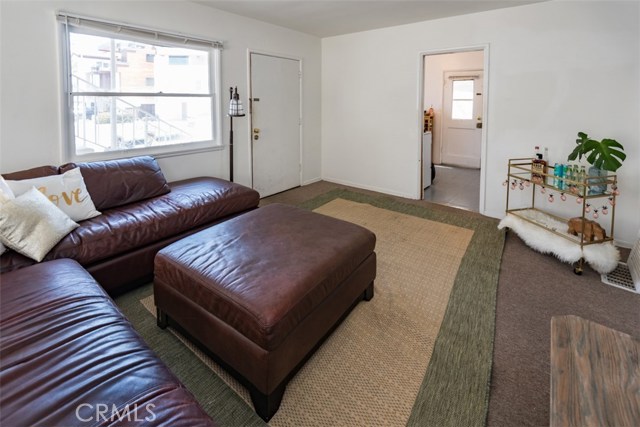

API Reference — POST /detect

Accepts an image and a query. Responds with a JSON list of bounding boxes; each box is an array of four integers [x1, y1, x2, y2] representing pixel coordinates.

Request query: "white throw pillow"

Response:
[[0, 187, 79, 262], [0, 176, 15, 255], [6, 168, 101, 222]]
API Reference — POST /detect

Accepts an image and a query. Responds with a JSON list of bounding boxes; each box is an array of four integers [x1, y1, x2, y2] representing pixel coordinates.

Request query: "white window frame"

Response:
[[58, 12, 223, 162]]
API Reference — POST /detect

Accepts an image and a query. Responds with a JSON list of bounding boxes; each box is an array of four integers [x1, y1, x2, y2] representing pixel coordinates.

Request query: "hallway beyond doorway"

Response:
[[424, 165, 480, 212]]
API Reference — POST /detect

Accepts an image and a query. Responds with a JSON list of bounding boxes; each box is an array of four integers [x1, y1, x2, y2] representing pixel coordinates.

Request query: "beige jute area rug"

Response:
[[142, 198, 474, 426]]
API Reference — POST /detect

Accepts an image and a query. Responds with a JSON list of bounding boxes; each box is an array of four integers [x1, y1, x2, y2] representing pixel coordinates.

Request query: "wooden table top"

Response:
[[550, 315, 640, 427]]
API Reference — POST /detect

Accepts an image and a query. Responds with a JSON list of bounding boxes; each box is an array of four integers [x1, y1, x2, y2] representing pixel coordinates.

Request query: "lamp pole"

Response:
[[228, 86, 245, 183], [229, 87, 235, 182]]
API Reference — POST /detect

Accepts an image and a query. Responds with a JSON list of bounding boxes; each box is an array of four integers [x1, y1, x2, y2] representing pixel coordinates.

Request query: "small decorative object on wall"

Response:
[[423, 106, 434, 132], [228, 86, 246, 182], [567, 132, 626, 195]]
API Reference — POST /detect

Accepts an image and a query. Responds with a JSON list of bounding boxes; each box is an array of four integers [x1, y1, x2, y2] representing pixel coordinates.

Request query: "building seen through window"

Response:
[[67, 31, 216, 157]]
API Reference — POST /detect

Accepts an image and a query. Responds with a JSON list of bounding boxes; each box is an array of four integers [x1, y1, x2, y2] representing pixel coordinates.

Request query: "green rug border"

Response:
[[116, 189, 505, 427], [301, 189, 505, 427], [115, 285, 266, 427]]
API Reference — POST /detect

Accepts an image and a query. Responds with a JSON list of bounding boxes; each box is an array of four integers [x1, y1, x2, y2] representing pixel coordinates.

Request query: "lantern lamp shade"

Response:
[[228, 87, 245, 117]]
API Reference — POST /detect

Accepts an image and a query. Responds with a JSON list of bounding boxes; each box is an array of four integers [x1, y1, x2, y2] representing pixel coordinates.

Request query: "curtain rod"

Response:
[[57, 11, 223, 49]]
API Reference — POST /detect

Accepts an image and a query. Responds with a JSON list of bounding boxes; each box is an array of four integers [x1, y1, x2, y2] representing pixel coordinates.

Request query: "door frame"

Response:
[[246, 49, 303, 191], [417, 44, 490, 214]]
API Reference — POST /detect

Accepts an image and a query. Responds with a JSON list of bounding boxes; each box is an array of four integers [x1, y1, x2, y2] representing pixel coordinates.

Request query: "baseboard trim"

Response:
[[322, 176, 417, 200], [441, 155, 481, 169], [302, 177, 322, 186]]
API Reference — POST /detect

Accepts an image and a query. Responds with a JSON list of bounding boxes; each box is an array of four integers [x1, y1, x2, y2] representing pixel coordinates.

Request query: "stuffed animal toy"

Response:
[[567, 217, 606, 242]]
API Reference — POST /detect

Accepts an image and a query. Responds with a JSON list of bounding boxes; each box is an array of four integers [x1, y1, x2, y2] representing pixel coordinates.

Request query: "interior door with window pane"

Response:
[[441, 71, 483, 168]]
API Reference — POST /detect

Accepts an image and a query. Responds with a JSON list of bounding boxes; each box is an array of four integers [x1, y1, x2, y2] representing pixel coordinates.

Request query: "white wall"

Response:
[[424, 50, 484, 164], [322, 1, 640, 246], [0, 0, 322, 188]]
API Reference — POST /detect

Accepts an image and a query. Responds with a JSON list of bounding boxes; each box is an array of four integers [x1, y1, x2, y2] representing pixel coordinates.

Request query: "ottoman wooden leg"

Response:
[[364, 282, 374, 301], [250, 382, 286, 422], [157, 308, 168, 329]]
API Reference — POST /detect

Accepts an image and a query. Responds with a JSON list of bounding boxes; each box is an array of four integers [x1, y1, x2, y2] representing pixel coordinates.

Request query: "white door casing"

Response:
[[441, 71, 483, 168], [249, 52, 301, 197]]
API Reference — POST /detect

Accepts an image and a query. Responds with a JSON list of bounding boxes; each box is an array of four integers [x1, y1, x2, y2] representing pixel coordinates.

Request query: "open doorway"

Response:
[[420, 48, 487, 212]]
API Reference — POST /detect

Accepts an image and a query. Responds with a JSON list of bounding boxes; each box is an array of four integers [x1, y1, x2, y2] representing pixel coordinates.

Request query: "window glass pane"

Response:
[[452, 80, 474, 100], [72, 95, 212, 154], [168, 55, 189, 65], [69, 32, 209, 94], [452, 100, 473, 120]]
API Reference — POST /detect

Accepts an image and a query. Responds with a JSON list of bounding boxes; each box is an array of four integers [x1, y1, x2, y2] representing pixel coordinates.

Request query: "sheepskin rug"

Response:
[[498, 210, 619, 274]]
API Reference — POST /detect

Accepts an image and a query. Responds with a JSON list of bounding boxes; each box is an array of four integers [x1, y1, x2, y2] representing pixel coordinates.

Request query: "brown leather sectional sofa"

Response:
[[0, 156, 260, 294], [0, 156, 260, 426], [1, 259, 217, 426]]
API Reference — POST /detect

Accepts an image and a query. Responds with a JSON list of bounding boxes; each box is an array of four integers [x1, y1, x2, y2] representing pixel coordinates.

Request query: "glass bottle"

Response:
[[578, 165, 587, 195], [532, 146, 546, 184], [554, 163, 564, 189]]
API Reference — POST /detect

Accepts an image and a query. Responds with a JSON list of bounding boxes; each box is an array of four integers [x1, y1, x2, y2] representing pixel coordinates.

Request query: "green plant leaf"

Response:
[[567, 145, 582, 161], [567, 133, 625, 172], [569, 133, 591, 161]]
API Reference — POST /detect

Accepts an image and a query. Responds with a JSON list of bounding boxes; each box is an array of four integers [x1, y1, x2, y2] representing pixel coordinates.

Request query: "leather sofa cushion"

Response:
[[0, 259, 215, 426], [1, 165, 59, 180], [0, 177, 260, 273], [155, 203, 376, 351], [60, 156, 170, 210]]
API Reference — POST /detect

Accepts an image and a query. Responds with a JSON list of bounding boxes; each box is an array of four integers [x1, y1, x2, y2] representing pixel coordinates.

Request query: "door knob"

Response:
[[253, 128, 260, 134]]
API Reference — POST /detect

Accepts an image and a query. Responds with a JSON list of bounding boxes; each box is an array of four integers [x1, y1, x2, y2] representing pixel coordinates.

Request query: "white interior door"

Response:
[[250, 53, 301, 197], [441, 71, 483, 168]]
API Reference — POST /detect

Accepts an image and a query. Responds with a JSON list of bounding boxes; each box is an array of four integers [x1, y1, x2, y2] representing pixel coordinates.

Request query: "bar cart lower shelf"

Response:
[[498, 209, 620, 274]]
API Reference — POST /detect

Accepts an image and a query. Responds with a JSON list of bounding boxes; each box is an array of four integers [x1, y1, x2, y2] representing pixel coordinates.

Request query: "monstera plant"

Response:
[[568, 131, 626, 172], [568, 131, 625, 195]]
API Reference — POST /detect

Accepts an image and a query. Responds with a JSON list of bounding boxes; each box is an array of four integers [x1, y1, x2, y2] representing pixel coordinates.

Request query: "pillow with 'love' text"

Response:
[[6, 167, 101, 222]]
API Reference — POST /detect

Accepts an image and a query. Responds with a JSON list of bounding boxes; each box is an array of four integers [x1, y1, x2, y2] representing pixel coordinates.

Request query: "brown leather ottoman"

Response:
[[154, 203, 376, 421]]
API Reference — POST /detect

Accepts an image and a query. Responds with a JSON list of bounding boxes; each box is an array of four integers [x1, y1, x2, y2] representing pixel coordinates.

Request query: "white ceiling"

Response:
[[196, 0, 544, 37]]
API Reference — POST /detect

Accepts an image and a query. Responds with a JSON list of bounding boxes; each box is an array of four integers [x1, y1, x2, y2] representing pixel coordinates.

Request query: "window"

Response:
[[59, 14, 222, 160], [168, 55, 189, 65], [451, 79, 474, 120]]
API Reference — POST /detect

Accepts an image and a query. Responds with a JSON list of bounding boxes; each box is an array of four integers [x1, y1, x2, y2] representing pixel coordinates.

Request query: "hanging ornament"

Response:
[[592, 209, 599, 219], [602, 206, 609, 215], [525, 180, 531, 187], [511, 180, 517, 190], [585, 203, 591, 213], [576, 197, 583, 204], [548, 194, 554, 203], [608, 196, 615, 206], [540, 187, 546, 194], [560, 193, 567, 201], [519, 182, 524, 190], [612, 185, 620, 196], [502, 179, 508, 186]]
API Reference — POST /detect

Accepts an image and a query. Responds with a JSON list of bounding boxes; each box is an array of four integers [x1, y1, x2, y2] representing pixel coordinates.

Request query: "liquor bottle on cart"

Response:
[[532, 146, 547, 184]]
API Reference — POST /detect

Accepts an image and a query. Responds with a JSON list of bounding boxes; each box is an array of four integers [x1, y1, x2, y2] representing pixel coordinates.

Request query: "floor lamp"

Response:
[[228, 86, 245, 182]]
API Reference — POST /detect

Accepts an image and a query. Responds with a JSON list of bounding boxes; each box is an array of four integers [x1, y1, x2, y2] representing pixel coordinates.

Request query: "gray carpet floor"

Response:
[[263, 181, 639, 427]]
